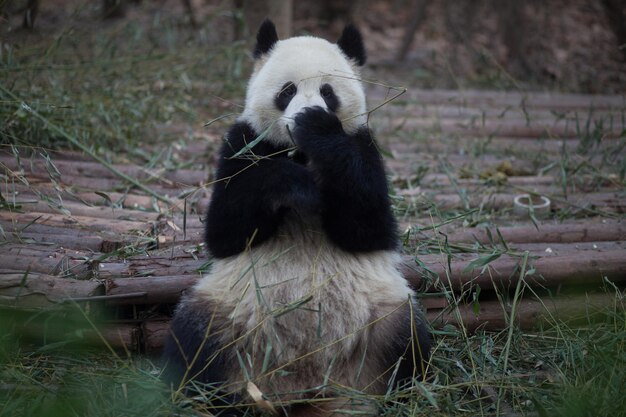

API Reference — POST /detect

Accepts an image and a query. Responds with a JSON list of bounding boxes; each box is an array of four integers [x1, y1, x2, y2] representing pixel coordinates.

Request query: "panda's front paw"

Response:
[[293, 106, 345, 143]]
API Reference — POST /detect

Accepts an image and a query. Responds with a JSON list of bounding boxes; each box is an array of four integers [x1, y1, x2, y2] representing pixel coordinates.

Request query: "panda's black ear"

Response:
[[253, 19, 279, 59], [337, 24, 366, 66]]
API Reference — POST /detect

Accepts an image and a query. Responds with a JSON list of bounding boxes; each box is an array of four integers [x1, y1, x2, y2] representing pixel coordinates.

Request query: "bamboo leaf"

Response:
[[230, 123, 275, 159], [463, 252, 501, 272]]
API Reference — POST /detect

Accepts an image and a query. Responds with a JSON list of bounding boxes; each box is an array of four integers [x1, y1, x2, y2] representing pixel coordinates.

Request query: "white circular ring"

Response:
[[513, 194, 551, 218]]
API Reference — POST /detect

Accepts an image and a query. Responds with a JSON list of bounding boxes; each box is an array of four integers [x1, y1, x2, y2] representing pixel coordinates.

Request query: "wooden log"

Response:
[[4, 183, 170, 213], [1, 229, 105, 252], [386, 155, 537, 177], [0, 220, 138, 253], [4, 244, 623, 308], [0, 245, 95, 279], [17, 199, 159, 222], [398, 174, 557, 188], [156, 227, 205, 248], [97, 257, 205, 279], [402, 250, 626, 291], [439, 221, 626, 244], [427, 293, 623, 332], [142, 320, 170, 353], [95, 249, 626, 305], [396, 117, 624, 139], [0, 210, 151, 235], [0, 153, 208, 187], [379, 102, 622, 122], [367, 88, 626, 111], [126, 292, 624, 351], [385, 134, 591, 156], [502, 240, 626, 255], [1, 305, 138, 351], [0, 270, 102, 308], [426, 191, 625, 212], [75, 191, 170, 212], [104, 274, 200, 305]]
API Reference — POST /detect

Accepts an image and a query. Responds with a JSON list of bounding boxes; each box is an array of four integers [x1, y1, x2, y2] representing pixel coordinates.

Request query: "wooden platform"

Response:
[[1, 88, 625, 351]]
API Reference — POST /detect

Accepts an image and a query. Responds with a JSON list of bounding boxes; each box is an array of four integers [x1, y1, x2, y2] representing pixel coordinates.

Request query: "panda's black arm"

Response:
[[206, 122, 320, 259], [293, 107, 397, 252]]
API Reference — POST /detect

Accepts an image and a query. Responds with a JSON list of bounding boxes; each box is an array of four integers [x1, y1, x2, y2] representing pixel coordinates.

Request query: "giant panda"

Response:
[[162, 19, 431, 416]]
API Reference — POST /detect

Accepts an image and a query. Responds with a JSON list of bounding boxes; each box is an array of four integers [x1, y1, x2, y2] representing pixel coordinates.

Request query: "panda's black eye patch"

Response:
[[275, 82, 297, 111], [320, 84, 340, 112]]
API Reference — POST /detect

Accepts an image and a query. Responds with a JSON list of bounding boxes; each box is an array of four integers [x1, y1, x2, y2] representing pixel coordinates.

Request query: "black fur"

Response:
[[386, 298, 432, 386], [320, 83, 340, 113], [205, 122, 321, 258], [337, 24, 366, 66], [162, 300, 246, 416], [292, 106, 397, 253], [274, 81, 297, 111], [205, 109, 397, 259], [253, 18, 279, 59]]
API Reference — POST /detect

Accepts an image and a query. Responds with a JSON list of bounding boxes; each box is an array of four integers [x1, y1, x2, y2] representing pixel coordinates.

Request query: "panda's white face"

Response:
[[241, 36, 368, 146]]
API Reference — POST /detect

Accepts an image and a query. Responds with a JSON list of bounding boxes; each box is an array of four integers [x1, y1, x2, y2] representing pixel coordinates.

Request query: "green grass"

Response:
[[0, 3, 246, 157], [1, 295, 624, 417], [0, 306, 179, 417]]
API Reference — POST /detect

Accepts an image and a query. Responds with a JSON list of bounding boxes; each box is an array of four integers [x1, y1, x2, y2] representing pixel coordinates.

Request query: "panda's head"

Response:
[[241, 19, 368, 147]]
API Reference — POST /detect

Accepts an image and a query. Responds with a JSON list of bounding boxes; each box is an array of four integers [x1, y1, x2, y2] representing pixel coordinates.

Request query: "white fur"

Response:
[[241, 36, 368, 146], [192, 216, 413, 399]]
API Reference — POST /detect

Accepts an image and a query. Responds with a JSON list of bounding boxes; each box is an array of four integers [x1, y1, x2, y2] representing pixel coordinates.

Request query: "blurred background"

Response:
[[3, 0, 626, 93]]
